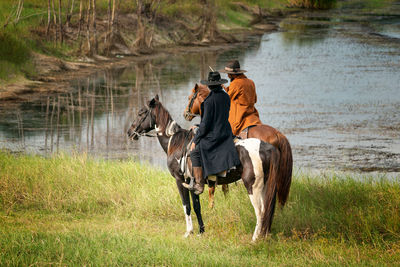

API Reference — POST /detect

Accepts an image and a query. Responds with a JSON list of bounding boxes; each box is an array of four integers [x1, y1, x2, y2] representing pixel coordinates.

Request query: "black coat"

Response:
[[193, 88, 241, 178]]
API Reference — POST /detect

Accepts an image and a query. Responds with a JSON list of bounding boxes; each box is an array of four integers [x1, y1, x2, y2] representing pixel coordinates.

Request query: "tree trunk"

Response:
[[15, 0, 24, 25], [92, 0, 97, 54], [197, 0, 218, 43], [51, 0, 58, 43], [66, 0, 75, 28], [86, 0, 91, 54], [78, 0, 83, 38], [146, 0, 160, 48], [105, 0, 111, 45], [46, 0, 51, 36], [134, 0, 160, 51], [58, 0, 64, 44]]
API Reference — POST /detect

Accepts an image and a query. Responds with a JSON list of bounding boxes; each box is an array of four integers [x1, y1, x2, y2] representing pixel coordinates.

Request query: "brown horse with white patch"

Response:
[[128, 95, 280, 241], [184, 83, 293, 207]]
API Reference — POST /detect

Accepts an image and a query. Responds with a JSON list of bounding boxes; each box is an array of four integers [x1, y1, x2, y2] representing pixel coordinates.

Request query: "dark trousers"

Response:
[[190, 145, 202, 167]]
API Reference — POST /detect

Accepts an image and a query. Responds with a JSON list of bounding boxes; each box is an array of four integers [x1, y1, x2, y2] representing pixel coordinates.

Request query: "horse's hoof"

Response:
[[183, 231, 193, 238]]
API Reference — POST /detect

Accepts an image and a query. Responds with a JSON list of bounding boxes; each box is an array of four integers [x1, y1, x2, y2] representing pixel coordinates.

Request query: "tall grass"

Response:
[[0, 28, 34, 80], [0, 151, 399, 265]]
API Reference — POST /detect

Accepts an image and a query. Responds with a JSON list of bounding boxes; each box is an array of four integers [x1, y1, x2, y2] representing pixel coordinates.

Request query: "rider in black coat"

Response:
[[183, 71, 240, 194]]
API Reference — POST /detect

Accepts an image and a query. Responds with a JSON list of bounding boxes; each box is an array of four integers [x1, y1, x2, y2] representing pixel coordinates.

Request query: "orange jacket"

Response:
[[225, 74, 262, 136]]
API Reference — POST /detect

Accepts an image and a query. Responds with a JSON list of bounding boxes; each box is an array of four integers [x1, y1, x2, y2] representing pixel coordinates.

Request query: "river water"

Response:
[[1, 2, 400, 175]]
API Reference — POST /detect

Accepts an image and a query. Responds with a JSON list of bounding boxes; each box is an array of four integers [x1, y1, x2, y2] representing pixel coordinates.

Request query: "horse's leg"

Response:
[[222, 184, 229, 197], [208, 185, 215, 209], [191, 190, 205, 234], [242, 166, 264, 241], [176, 180, 193, 238], [238, 139, 265, 242], [249, 188, 264, 242]]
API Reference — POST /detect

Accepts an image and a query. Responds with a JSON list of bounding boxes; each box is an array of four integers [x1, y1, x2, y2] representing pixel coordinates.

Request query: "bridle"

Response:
[[185, 90, 199, 118], [130, 107, 158, 138]]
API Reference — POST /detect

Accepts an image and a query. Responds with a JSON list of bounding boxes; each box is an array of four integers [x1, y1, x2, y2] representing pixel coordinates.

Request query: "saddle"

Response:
[[179, 127, 235, 185], [237, 125, 255, 140]]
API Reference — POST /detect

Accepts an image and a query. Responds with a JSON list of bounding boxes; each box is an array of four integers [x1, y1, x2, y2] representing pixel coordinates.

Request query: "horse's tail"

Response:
[[260, 145, 280, 237], [276, 131, 293, 206]]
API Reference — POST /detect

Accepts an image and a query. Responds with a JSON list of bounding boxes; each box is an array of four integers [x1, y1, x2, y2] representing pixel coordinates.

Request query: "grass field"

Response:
[[0, 151, 399, 266]]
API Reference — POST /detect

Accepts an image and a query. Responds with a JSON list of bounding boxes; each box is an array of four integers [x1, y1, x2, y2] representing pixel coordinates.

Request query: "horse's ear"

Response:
[[194, 84, 198, 91], [154, 94, 159, 101], [149, 98, 156, 108]]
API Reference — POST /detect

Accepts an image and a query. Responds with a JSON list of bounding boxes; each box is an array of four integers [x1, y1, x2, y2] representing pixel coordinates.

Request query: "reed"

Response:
[[0, 151, 399, 265]]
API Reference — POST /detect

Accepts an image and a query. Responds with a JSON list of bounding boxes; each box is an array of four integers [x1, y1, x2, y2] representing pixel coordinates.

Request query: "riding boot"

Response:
[[193, 166, 205, 195]]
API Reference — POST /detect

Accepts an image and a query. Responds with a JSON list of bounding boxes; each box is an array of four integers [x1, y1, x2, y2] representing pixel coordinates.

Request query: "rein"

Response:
[[130, 107, 158, 138], [131, 107, 179, 139]]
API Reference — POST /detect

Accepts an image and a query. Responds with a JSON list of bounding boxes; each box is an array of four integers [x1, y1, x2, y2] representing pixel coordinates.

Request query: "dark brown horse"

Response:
[[184, 83, 293, 207], [127, 95, 280, 241]]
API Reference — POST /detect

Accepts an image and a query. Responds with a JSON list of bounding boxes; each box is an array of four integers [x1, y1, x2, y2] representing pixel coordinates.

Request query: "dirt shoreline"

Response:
[[0, 23, 281, 103]]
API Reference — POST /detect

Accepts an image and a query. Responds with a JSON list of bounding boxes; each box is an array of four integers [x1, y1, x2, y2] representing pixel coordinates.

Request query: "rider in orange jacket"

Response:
[[220, 60, 262, 137]]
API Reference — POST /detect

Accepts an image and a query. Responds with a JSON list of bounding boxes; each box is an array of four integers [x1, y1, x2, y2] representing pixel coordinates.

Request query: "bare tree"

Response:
[[134, 0, 161, 51], [52, 0, 58, 43], [78, 0, 84, 38], [86, 0, 91, 54], [15, 0, 24, 25], [58, 0, 64, 44], [3, 0, 24, 28], [46, 0, 52, 36], [92, 0, 98, 54], [196, 0, 217, 42], [66, 0, 75, 28], [194, 0, 235, 43]]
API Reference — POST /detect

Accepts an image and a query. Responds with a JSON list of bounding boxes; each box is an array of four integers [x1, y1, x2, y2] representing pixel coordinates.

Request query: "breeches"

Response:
[[190, 145, 202, 167]]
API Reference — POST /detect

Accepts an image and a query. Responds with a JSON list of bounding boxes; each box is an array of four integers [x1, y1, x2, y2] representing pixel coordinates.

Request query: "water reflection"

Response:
[[280, 18, 332, 46], [1, 7, 399, 174], [0, 43, 261, 166]]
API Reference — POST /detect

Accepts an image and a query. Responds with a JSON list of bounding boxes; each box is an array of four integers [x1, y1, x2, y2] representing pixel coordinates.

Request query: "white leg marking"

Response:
[[238, 139, 265, 241], [183, 205, 193, 238], [249, 194, 262, 242]]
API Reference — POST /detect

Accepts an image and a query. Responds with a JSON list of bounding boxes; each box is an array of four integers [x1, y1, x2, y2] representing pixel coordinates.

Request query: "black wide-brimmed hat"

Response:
[[219, 60, 247, 74], [200, 71, 228, 86]]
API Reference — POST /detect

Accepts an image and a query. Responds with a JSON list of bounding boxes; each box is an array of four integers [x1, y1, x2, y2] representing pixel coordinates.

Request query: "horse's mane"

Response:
[[168, 129, 193, 155], [197, 83, 211, 102], [154, 100, 193, 155], [154, 101, 173, 133]]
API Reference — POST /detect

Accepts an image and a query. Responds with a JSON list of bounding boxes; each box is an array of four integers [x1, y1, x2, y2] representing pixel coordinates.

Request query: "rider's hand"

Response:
[[190, 142, 196, 151]]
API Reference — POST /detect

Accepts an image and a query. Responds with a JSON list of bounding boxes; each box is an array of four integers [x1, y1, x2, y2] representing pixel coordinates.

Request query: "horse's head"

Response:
[[127, 95, 159, 140], [183, 83, 210, 121]]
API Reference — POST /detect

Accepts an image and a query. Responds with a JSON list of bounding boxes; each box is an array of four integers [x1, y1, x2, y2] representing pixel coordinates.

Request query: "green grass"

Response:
[[0, 151, 399, 265]]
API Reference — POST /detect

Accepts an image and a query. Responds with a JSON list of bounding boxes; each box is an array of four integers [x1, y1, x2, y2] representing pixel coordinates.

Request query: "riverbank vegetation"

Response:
[[287, 0, 336, 9], [0, 0, 288, 84], [1, 0, 393, 92], [0, 151, 399, 265]]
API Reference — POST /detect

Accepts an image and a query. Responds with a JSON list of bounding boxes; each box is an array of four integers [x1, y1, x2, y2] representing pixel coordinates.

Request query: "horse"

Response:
[[127, 95, 280, 241], [184, 83, 293, 207]]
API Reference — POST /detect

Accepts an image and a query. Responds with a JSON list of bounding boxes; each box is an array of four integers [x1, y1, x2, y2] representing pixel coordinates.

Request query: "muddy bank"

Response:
[[0, 2, 288, 102], [0, 36, 270, 102]]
